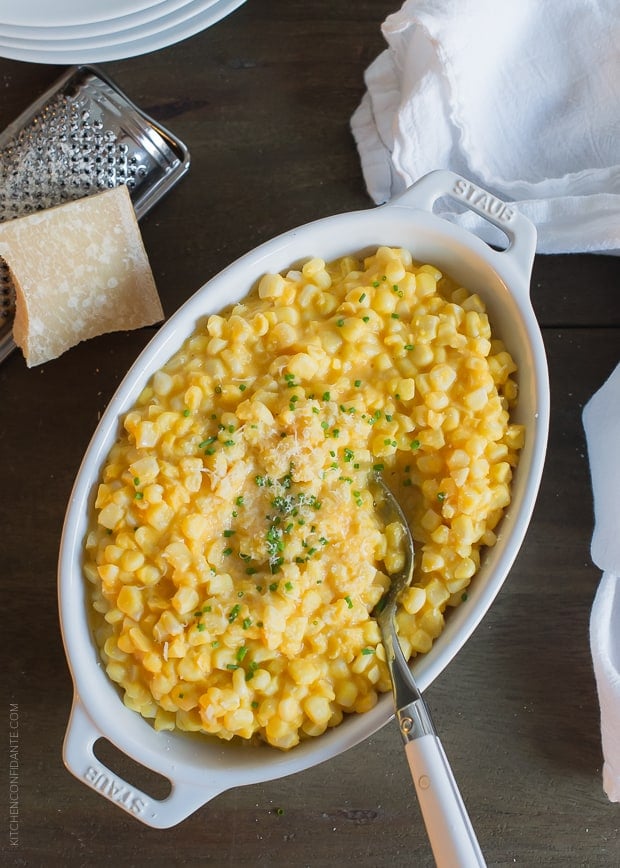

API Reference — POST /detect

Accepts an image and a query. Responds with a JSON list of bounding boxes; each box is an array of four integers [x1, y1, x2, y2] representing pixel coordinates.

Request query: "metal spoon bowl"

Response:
[[371, 474, 486, 868]]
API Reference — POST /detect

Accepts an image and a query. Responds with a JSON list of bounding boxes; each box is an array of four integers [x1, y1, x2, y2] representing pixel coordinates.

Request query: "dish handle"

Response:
[[62, 698, 212, 828], [390, 169, 537, 296]]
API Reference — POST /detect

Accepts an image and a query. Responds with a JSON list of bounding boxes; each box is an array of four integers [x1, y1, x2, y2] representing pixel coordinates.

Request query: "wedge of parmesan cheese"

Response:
[[0, 185, 164, 367]]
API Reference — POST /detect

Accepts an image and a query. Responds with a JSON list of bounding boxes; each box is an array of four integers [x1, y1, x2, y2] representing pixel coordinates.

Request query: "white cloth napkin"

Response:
[[351, 0, 620, 254], [584, 363, 620, 802]]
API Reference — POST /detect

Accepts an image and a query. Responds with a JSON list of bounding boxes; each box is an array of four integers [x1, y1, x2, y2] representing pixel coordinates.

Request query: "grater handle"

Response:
[[62, 698, 214, 828]]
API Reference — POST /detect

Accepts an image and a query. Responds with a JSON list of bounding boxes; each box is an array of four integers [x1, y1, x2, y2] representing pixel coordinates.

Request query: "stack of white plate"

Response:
[[0, 0, 246, 64]]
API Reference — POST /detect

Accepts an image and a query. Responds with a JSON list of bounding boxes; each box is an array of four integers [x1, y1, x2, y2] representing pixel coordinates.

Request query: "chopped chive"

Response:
[[344, 595, 353, 609]]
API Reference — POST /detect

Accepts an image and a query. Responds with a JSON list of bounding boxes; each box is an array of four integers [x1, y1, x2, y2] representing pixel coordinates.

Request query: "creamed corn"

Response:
[[84, 246, 524, 750]]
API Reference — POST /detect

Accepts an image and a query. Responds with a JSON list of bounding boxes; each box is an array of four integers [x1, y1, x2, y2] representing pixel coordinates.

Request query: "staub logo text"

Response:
[[452, 178, 515, 223], [84, 765, 147, 815]]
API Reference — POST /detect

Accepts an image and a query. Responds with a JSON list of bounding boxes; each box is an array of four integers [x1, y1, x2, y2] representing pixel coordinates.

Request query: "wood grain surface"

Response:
[[1, 2, 619, 866]]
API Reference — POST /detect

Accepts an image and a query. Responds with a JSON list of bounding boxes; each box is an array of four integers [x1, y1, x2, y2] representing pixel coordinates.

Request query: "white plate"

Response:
[[0, 0, 223, 50], [0, 0, 194, 40], [0, 0, 245, 63], [0, 0, 165, 28]]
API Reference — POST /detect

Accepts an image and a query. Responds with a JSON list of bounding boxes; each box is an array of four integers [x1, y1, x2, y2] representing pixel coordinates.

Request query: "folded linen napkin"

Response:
[[584, 363, 620, 802], [351, 0, 620, 254]]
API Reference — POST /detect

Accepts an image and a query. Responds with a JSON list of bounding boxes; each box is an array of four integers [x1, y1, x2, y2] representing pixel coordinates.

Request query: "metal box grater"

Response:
[[0, 64, 190, 363]]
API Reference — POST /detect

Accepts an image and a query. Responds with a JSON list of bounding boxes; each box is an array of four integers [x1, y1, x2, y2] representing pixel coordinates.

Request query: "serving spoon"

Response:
[[372, 475, 486, 868]]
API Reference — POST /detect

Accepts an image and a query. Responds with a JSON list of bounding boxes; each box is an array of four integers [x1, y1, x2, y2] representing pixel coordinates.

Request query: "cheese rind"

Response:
[[0, 185, 163, 367]]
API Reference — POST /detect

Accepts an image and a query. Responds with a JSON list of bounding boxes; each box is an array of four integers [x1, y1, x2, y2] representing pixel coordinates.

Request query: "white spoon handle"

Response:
[[404, 735, 486, 868]]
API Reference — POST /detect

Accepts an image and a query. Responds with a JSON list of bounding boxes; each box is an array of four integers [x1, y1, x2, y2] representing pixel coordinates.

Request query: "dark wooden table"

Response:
[[1, 2, 619, 865]]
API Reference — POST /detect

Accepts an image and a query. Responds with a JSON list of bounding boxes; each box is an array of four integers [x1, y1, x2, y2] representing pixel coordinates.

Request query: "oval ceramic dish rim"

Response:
[[58, 170, 549, 827]]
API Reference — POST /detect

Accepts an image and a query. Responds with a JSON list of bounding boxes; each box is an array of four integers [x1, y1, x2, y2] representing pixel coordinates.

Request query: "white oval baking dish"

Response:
[[58, 169, 549, 828]]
